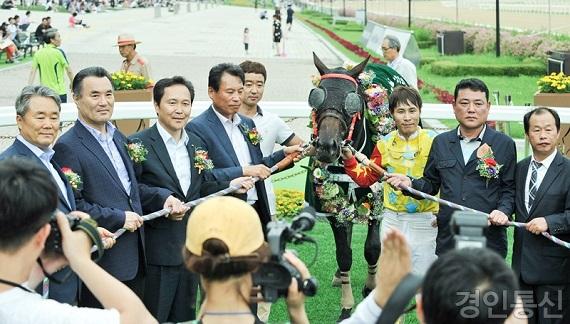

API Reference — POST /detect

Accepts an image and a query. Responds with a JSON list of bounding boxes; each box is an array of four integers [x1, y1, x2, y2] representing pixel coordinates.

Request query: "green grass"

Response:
[[16, 4, 66, 11], [0, 55, 32, 70], [226, 0, 272, 9]]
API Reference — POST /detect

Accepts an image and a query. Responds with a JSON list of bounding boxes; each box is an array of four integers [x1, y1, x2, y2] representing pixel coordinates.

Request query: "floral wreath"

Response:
[[311, 163, 383, 225], [309, 61, 395, 225]]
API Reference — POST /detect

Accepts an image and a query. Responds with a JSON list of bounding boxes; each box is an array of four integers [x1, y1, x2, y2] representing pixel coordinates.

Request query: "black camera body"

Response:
[[44, 213, 82, 256], [451, 211, 488, 249], [252, 207, 318, 303]]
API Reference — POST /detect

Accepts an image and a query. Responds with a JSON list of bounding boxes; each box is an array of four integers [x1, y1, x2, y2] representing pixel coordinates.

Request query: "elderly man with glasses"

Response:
[[381, 35, 417, 89]]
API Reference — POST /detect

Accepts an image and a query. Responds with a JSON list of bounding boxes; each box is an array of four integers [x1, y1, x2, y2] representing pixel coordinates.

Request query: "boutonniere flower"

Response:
[[126, 141, 148, 163], [239, 124, 263, 146], [475, 143, 503, 186], [61, 167, 82, 190], [194, 148, 214, 174]]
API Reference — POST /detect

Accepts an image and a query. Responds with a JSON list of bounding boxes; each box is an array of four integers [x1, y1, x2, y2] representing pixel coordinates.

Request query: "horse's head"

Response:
[[309, 53, 369, 164]]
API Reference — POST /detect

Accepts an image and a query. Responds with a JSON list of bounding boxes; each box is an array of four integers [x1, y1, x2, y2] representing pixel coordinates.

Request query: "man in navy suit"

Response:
[[53, 66, 186, 307], [508, 107, 569, 323], [387, 78, 516, 257], [130, 76, 253, 322], [186, 63, 300, 229], [0, 85, 83, 304]]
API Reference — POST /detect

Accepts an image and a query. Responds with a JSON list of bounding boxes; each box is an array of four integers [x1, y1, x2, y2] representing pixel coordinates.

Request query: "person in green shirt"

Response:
[[28, 30, 74, 103]]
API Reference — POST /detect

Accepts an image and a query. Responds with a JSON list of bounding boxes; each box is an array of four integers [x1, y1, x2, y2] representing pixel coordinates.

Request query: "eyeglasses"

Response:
[[381, 46, 392, 51]]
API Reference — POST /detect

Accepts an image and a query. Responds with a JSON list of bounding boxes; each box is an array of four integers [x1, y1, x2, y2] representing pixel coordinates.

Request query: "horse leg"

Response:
[[328, 216, 354, 319], [362, 218, 381, 297]]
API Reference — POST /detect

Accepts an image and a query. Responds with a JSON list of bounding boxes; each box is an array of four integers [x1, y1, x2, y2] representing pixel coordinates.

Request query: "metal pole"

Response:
[[343, 0, 345, 16], [330, 0, 332, 16], [364, 0, 367, 26], [408, 0, 411, 28], [548, 0, 551, 35], [455, 0, 458, 23], [495, 0, 501, 57]]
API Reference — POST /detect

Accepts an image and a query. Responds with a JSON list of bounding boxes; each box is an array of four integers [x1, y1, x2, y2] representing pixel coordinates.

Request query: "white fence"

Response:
[[1, 101, 570, 126]]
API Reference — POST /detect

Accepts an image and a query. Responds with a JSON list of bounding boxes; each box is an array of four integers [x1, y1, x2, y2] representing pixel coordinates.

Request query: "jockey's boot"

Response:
[[337, 271, 354, 322], [331, 268, 341, 287], [362, 263, 378, 298]]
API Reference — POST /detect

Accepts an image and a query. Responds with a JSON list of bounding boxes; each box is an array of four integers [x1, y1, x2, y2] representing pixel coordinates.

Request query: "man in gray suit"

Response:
[[387, 78, 516, 257], [507, 107, 569, 324]]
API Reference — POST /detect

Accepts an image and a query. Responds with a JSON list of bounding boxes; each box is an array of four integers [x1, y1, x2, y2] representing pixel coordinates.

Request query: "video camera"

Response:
[[252, 206, 318, 303], [451, 211, 488, 249]]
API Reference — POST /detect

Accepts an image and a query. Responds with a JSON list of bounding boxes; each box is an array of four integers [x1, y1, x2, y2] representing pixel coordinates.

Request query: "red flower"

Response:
[[484, 158, 497, 167], [61, 167, 72, 173]]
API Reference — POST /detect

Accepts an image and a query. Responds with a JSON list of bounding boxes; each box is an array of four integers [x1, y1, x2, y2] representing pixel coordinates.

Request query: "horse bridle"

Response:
[[310, 73, 363, 145]]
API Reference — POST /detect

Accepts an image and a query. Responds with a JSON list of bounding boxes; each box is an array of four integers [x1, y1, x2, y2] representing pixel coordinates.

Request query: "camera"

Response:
[[44, 213, 101, 258], [451, 211, 488, 249], [252, 206, 319, 303]]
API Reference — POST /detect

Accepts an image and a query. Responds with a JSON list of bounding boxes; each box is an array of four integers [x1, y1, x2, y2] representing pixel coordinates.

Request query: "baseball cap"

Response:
[[185, 197, 264, 257]]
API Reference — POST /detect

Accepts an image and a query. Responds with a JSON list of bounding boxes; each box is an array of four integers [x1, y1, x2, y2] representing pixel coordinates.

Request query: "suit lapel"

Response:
[[206, 106, 240, 165], [528, 153, 564, 216], [75, 122, 128, 196], [187, 139, 199, 200], [52, 160, 76, 211], [148, 125, 183, 195], [518, 158, 531, 220], [113, 132, 137, 196], [239, 120, 262, 165]]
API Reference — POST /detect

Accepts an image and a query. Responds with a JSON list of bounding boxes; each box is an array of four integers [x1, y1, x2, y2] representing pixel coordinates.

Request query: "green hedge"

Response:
[[429, 60, 545, 77], [417, 40, 436, 49]]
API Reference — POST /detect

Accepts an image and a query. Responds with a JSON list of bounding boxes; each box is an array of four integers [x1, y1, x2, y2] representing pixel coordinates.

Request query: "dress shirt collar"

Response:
[[531, 149, 557, 170], [457, 124, 486, 143], [256, 105, 264, 116], [388, 55, 403, 68], [16, 134, 54, 162], [213, 105, 241, 126], [79, 119, 116, 142], [156, 121, 189, 146]]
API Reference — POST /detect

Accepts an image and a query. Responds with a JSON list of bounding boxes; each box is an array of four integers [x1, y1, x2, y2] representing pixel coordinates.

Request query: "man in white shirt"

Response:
[[0, 159, 157, 324], [130, 76, 253, 322], [239, 60, 304, 219], [381, 35, 417, 89]]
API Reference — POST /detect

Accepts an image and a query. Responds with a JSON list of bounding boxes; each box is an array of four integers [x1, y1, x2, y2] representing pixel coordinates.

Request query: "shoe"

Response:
[[362, 285, 373, 298], [331, 269, 341, 287], [337, 308, 352, 322]]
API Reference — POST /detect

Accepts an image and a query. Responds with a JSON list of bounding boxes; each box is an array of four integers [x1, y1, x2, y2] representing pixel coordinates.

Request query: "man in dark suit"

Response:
[[387, 78, 516, 257], [53, 66, 186, 307], [510, 107, 569, 323], [0, 85, 81, 303], [130, 76, 253, 322], [185, 63, 300, 229]]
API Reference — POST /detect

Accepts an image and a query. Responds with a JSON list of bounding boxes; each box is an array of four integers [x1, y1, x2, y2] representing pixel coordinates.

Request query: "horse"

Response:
[[305, 53, 408, 321]]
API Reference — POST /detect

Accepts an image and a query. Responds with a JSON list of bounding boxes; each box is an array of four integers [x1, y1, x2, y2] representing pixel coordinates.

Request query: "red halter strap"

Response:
[[319, 73, 358, 87], [345, 112, 361, 142]]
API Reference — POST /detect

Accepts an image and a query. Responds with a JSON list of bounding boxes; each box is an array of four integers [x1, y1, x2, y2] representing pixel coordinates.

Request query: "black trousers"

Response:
[[79, 269, 145, 308], [519, 277, 570, 324], [143, 264, 198, 322]]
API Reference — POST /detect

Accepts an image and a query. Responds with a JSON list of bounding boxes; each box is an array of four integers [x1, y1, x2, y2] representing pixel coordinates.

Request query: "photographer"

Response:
[[0, 159, 156, 324], [183, 196, 310, 324], [343, 229, 526, 324]]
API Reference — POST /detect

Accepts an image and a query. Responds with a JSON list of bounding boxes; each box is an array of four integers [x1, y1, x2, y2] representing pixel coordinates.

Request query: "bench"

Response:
[[20, 32, 42, 58], [332, 15, 357, 26]]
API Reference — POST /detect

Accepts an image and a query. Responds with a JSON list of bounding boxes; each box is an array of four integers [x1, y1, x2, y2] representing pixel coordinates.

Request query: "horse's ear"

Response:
[[348, 56, 370, 78], [313, 52, 330, 76]]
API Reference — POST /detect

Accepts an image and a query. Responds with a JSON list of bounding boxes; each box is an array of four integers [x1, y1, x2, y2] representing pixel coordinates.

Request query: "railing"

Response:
[[1, 101, 570, 126]]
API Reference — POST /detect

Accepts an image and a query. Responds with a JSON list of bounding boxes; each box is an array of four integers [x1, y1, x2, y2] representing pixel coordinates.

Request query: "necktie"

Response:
[[528, 161, 542, 210]]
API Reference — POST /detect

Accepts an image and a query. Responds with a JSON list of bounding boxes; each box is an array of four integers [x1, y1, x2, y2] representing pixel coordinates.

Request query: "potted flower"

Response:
[[533, 72, 570, 157], [534, 72, 570, 107], [110, 71, 153, 135]]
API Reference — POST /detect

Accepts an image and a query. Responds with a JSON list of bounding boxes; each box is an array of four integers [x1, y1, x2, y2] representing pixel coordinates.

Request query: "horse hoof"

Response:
[[332, 270, 341, 287], [337, 308, 352, 322], [362, 285, 373, 298]]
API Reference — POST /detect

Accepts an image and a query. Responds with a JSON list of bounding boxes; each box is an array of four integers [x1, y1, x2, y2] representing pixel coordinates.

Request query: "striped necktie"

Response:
[[528, 161, 542, 210]]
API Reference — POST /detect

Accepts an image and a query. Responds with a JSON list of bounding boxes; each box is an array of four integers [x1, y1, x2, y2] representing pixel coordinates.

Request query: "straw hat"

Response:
[[115, 33, 141, 47], [185, 197, 264, 257]]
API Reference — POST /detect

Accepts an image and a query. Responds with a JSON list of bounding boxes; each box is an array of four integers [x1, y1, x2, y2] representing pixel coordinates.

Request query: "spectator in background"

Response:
[[286, 4, 294, 31], [116, 33, 151, 80], [35, 17, 50, 44], [6, 17, 21, 49], [272, 14, 282, 56], [0, 26, 18, 64], [19, 11, 32, 32], [381, 35, 417, 89], [243, 27, 249, 55], [0, 0, 14, 9], [28, 30, 74, 103], [69, 12, 89, 28]]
